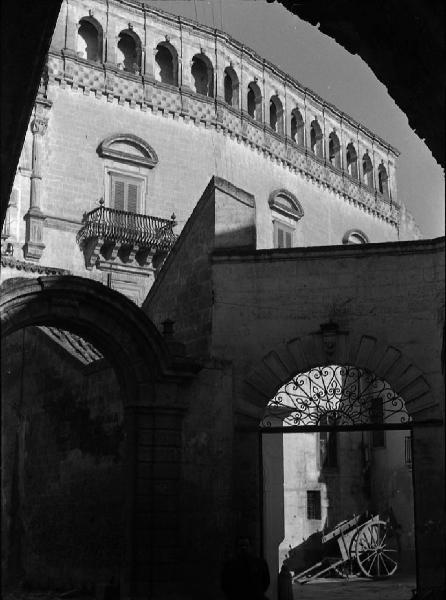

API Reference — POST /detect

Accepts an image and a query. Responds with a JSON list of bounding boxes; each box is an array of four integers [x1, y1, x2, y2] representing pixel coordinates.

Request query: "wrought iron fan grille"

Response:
[[261, 364, 409, 428]]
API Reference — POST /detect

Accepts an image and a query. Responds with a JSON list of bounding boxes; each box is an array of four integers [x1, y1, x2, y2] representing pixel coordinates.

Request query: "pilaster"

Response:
[[23, 98, 51, 262], [64, 0, 79, 55]]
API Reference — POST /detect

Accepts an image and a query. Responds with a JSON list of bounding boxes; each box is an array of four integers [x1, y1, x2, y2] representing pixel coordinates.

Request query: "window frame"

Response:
[[109, 172, 143, 213], [307, 490, 322, 520], [273, 219, 294, 249], [269, 189, 304, 249], [104, 167, 146, 214]]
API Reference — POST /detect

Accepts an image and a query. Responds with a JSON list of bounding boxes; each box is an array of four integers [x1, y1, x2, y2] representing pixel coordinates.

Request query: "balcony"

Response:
[[77, 202, 177, 270]]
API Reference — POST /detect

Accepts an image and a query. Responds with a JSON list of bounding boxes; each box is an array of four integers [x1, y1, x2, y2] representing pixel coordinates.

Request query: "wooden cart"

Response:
[[292, 513, 399, 584]]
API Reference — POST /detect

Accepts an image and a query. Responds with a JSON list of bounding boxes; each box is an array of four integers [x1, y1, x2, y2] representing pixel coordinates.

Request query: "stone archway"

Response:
[[0, 275, 199, 599], [240, 326, 444, 599]]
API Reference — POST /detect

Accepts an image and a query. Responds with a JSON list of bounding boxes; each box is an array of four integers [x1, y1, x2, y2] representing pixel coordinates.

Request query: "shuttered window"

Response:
[[110, 175, 141, 213], [274, 221, 294, 248]]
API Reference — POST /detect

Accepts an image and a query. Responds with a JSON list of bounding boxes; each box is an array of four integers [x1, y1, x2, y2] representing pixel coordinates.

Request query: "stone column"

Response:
[[122, 396, 186, 600], [24, 99, 51, 261]]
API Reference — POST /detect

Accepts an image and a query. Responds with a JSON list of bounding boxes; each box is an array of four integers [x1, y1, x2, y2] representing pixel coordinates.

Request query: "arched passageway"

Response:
[[261, 364, 416, 598], [238, 328, 443, 600], [0, 276, 198, 598]]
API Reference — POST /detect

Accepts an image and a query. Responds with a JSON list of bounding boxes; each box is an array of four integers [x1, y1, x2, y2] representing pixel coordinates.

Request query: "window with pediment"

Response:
[[342, 229, 369, 245], [97, 134, 159, 214], [269, 189, 304, 249]]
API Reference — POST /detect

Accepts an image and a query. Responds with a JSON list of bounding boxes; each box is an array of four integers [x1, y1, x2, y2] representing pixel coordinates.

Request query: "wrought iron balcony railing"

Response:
[[77, 203, 177, 252]]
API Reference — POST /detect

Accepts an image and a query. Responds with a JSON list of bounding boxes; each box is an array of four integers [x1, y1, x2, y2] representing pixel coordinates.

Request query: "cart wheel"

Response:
[[353, 519, 398, 578]]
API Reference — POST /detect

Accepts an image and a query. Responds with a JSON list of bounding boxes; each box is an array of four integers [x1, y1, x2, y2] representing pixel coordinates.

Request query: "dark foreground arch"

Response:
[[0, 275, 199, 598]]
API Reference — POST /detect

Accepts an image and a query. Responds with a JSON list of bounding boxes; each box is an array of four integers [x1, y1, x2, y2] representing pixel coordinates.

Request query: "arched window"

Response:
[[155, 42, 178, 86], [224, 66, 239, 107], [342, 229, 369, 244], [291, 109, 304, 145], [117, 30, 141, 73], [247, 81, 262, 121], [362, 153, 373, 188], [310, 120, 323, 158], [378, 164, 389, 198], [269, 95, 284, 134], [329, 131, 341, 168], [346, 142, 358, 178], [77, 17, 102, 62], [191, 54, 214, 97]]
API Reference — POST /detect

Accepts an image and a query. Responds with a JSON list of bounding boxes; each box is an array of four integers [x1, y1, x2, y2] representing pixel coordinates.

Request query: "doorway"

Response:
[[260, 364, 418, 600]]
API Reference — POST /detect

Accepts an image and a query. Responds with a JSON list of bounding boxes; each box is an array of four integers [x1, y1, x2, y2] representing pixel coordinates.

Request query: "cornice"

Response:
[[1, 255, 71, 275], [211, 236, 446, 263], [45, 51, 399, 226]]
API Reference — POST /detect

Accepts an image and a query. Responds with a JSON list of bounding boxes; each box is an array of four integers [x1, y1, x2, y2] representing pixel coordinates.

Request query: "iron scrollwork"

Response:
[[261, 365, 409, 427]]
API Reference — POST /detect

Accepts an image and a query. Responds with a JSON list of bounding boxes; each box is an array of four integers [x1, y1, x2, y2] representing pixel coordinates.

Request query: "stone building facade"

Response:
[[2, 0, 416, 302], [1, 1, 443, 600]]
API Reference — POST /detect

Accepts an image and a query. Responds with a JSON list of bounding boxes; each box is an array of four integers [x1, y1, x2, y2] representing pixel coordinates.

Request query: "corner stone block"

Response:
[[213, 177, 256, 249]]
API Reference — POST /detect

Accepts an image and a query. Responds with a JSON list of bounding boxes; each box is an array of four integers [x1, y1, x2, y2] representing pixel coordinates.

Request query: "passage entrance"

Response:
[[260, 364, 418, 600]]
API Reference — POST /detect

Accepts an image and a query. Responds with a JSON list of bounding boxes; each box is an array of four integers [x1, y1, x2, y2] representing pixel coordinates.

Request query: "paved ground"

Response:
[[293, 574, 416, 599]]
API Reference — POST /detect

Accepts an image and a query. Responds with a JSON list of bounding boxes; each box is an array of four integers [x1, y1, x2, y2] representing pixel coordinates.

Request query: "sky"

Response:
[[145, 0, 445, 238]]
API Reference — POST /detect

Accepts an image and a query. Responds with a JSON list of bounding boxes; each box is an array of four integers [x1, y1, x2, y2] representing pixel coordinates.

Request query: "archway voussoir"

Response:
[[262, 352, 292, 387], [332, 331, 350, 366], [245, 369, 277, 403], [349, 334, 377, 369], [49, 297, 81, 320], [372, 346, 403, 380], [393, 370, 428, 399], [286, 337, 310, 373], [382, 356, 414, 389], [406, 395, 442, 418]]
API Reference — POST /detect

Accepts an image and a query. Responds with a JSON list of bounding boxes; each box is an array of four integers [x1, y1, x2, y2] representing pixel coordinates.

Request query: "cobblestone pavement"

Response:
[[293, 574, 416, 599]]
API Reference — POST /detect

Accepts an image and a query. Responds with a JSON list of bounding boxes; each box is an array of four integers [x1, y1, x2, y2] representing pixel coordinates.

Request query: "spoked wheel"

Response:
[[353, 519, 398, 578]]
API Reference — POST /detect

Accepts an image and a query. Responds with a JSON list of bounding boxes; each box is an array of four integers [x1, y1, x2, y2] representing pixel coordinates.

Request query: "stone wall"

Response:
[[1, 327, 124, 593], [145, 187, 444, 598]]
